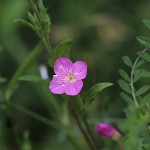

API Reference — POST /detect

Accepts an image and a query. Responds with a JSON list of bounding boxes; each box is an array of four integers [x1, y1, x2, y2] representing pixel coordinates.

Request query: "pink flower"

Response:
[[96, 123, 121, 140], [49, 57, 87, 96]]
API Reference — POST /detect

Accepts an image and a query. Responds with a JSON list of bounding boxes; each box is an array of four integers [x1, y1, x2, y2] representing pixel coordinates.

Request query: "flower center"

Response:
[[68, 74, 75, 83]]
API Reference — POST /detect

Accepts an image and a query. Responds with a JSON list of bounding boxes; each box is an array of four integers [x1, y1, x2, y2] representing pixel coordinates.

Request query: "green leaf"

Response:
[[55, 39, 72, 58], [48, 39, 72, 67], [133, 69, 144, 83], [14, 19, 33, 28], [137, 36, 150, 48], [135, 60, 145, 69], [136, 85, 150, 96], [120, 92, 134, 104], [142, 136, 150, 144], [118, 79, 131, 94], [38, 0, 51, 33], [18, 75, 49, 85], [141, 94, 150, 106], [137, 51, 150, 63], [142, 70, 150, 77], [143, 19, 150, 29], [118, 69, 130, 81], [122, 56, 133, 67], [83, 82, 113, 106], [138, 128, 149, 138], [0, 76, 7, 83]]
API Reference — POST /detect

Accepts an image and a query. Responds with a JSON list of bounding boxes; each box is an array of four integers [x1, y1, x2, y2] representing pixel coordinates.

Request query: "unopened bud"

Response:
[[96, 123, 121, 140]]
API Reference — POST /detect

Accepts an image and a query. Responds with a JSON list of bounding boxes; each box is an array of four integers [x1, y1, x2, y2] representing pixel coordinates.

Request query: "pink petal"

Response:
[[49, 77, 64, 94], [73, 61, 87, 80], [64, 80, 83, 96], [54, 57, 73, 76]]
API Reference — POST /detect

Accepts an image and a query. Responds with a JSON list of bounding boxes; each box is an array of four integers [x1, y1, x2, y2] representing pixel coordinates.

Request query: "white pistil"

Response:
[[58, 66, 63, 70]]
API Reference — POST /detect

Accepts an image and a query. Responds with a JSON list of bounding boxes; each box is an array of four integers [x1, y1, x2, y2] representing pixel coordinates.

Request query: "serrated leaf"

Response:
[[118, 69, 130, 81], [143, 19, 150, 29], [118, 79, 131, 94], [122, 56, 133, 67], [120, 92, 134, 104], [83, 82, 113, 106], [55, 39, 72, 58], [141, 94, 150, 106], [135, 60, 145, 69], [136, 85, 150, 96], [0, 76, 7, 83], [137, 51, 150, 62], [142, 136, 150, 144], [18, 75, 49, 85], [137, 36, 150, 48], [133, 69, 144, 82]]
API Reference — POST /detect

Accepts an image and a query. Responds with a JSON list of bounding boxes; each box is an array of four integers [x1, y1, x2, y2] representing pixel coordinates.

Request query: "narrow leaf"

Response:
[[118, 69, 130, 81], [133, 69, 144, 82], [136, 85, 150, 96], [137, 36, 150, 48], [19, 75, 41, 82], [143, 19, 150, 29], [138, 128, 149, 138], [135, 60, 145, 69], [14, 19, 33, 28], [122, 56, 132, 67], [142, 70, 150, 77], [118, 79, 131, 94], [83, 82, 113, 106], [120, 92, 134, 104], [137, 51, 150, 62], [141, 94, 150, 106], [142, 136, 150, 144], [55, 39, 72, 58]]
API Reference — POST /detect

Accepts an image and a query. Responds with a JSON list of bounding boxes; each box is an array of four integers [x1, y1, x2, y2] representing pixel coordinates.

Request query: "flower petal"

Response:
[[54, 57, 73, 75], [49, 77, 64, 94], [64, 80, 83, 96], [73, 61, 87, 80]]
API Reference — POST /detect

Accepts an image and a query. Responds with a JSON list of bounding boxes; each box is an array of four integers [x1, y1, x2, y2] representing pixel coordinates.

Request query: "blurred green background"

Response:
[[0, 0, 150, 149]]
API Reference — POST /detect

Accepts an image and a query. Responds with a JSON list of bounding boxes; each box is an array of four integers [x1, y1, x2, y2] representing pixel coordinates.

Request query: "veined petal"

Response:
[[49, 77, 64, 94], [54, 57, 73, 75], [73, 61, 87, 80], [64, 80, 83, 96]]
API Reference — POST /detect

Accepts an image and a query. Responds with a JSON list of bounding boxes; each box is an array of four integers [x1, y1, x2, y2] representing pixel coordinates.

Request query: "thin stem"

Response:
[[68, 101, 95, 150], [6, 102, 65, 130], [130, 57, 139, 108], [130, 48, 147, 108], [67, 135, 80, 150], [7, 113, 22, 150], [76, 95, 100, 150], [5, 42, 43, 101]]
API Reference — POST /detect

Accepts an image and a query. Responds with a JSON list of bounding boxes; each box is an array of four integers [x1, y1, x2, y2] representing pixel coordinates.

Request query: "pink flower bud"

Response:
[[96, 123, 121, 140]]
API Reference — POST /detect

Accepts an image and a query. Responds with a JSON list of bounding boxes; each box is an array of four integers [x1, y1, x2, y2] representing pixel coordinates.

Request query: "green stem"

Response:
[[130, 57, 139, 108], [75, 95, 100, 150], [6, 102, 65, 130], [130, 48, 147, 108], [5, 42, 43, 101], [68, 100, 95, 150], [30, 0, 54, 57], [67, 135, 80, 150]]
